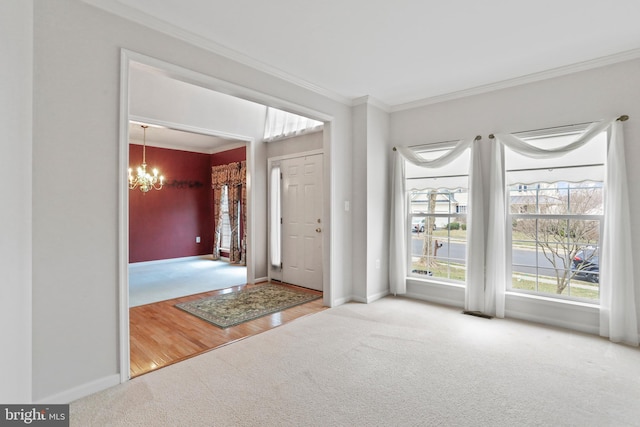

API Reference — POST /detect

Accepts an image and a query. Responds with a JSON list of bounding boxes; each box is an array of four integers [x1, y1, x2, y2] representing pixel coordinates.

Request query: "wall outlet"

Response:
[[375, 259, 380, 269], [195, 236, 201, 243]]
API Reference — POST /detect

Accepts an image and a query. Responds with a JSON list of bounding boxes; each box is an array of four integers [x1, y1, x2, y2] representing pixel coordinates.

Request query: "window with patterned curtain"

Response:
[[211, 161, 246, 264]]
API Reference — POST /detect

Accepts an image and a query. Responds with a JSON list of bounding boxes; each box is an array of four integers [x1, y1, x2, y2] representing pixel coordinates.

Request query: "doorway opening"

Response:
[[127, 122, 248, 308], [119, 50, 332, 381]]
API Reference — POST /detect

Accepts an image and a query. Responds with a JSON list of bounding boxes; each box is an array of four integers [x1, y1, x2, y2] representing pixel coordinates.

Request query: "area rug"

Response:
[[175, 284, 321, 328]]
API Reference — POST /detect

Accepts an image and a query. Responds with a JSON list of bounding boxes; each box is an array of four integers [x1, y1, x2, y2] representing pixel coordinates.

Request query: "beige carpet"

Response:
[[71, 297, 640, 426]]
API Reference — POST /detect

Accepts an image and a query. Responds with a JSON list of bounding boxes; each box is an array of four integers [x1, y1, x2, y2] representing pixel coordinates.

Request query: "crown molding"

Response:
[[82, 0, 351, 106], [391, 48, 640, 113], [352, 95, 391, 113]]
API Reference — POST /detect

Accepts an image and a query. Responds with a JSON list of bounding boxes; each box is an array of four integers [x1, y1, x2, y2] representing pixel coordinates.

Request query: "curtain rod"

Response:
[[393, 135, 481, 151], [488, 115, 629, 139]]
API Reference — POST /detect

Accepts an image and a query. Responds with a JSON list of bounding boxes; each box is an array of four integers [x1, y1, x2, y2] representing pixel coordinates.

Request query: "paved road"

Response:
[[411, 237, 571, 275]]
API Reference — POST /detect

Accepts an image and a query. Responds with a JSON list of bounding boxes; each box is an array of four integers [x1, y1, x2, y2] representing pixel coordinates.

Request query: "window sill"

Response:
[[505, 291, 599, 310]]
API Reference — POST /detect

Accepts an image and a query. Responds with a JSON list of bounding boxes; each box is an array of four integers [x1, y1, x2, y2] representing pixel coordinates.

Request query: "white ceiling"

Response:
[[129, 122, 245, 153], [88, 0, 640, 108]]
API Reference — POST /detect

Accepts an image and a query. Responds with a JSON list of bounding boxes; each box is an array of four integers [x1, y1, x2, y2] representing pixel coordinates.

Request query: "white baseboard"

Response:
[[366, 290, 389, 303], [254, 276, 269, 284], [349, 290, 389, 304], [35, 374, 120, 404], [129, 254, 214, 266], [332, 295, 352, 306]]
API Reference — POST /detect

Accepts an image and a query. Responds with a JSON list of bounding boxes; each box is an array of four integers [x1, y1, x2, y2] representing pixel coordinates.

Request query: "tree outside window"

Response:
[[510, 182, 602, 300]]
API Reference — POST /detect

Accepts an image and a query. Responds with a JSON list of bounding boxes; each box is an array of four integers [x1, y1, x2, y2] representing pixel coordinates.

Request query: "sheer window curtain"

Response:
[[492, 118, 637, 344], [263, 107, 323, 142], [601, 121, 638, 345], [270, 166, 282, 268], [389, 138, 484, 305]]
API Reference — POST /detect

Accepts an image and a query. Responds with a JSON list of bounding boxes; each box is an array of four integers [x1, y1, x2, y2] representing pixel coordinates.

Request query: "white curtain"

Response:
[[485, 142, 506, 317], [601, 121, 638, 345], [389, 152, 407, 294], [464, 142, 486, 312], [390, 138, 484, 303], [269, 166, 281, 268], [263, 107, 323, 142], [493, 118, 637, 344]]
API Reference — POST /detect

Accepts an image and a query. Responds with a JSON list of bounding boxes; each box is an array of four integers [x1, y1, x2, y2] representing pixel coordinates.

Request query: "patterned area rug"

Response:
[[175, 283, 321, 328]]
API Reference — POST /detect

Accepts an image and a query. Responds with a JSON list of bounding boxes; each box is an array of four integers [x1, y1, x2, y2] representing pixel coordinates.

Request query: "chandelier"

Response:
[[128, 125, 164, 192]]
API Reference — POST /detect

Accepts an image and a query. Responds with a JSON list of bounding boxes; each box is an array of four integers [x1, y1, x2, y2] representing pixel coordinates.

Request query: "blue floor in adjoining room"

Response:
[[129, 256, 247, 307]]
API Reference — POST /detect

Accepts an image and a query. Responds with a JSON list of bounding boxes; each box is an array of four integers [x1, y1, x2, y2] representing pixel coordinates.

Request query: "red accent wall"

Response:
[[210, 146, 246, 166], [129, 145, 213, 263], [211, 147, 246, 258]]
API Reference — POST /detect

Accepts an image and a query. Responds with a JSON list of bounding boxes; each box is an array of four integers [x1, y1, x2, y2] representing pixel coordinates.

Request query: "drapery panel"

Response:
[[389, 152, 407, 294], [211, 161, 247, 265], [601, 122, 638, 345], [390, 138, 484, 304], [212, 186, 223, 261], [240, 161, 247, 265], [211, 165, 229, 261], [493, 118, 637, 344]]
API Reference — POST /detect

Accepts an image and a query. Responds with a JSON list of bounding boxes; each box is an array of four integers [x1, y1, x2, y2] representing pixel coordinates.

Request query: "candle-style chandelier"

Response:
[[128, 125, 164, 192]]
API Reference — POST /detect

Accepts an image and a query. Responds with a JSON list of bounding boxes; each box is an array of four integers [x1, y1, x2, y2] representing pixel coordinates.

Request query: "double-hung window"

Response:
[[505, 125, 606, 301], [406, 144, 470, 283]]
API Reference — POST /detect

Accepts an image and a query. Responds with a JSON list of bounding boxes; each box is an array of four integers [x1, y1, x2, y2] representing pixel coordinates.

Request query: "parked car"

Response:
[[412, 217, 425, 233], [572, 247, 599, 283]]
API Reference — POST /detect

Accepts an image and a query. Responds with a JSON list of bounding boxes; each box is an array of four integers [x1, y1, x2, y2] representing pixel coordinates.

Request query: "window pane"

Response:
[[568, 184, 603, 215], [410, 214, 466, 282], [510, 202, 600, 301], [406, 149, 469, 286], [220, 186, 231, 250]]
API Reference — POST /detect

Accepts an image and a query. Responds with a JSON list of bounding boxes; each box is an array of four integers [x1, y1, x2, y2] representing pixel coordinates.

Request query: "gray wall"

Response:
[[351, 100, 391, 303], [0, 0, 33, 403], [265, 130, 324, 159]]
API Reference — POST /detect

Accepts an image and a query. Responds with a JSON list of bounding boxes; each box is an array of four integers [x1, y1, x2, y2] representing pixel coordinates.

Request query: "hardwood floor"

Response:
[[129, 282, 326, 378]]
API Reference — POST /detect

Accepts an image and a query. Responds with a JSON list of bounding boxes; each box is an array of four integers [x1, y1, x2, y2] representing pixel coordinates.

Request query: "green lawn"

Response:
[[411, 261, 466, 281], [428, 229, 537, 247], [511, 275, 599, 300], [411, 261, 599, 300]]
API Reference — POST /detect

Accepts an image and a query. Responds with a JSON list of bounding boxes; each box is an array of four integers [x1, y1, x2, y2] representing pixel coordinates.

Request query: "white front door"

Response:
[[281, 154, 323, 291]]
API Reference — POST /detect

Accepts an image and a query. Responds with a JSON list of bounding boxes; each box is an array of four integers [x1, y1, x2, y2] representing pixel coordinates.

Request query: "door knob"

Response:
[[316, 228, 322, 233]]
